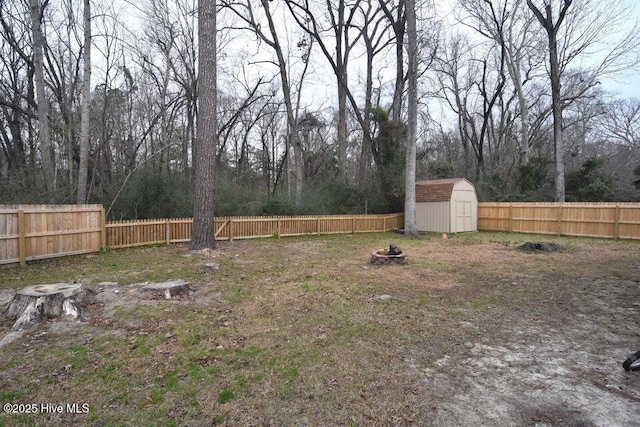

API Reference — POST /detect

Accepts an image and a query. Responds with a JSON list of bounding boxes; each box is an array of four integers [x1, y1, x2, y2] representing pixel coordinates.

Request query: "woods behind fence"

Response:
[[1, 203, 639, 266]]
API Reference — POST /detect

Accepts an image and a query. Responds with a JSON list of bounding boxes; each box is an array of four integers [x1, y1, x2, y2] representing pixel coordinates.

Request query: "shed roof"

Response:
[[415, 178, 471, 203]]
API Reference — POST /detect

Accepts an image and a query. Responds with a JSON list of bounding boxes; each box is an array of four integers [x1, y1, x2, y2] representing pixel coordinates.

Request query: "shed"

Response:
[[415, 178, 478, 233]]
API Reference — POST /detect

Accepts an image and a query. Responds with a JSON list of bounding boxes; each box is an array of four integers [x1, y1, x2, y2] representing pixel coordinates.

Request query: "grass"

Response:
[[217, 389, 235, 404], [0, 232, 638, 425]]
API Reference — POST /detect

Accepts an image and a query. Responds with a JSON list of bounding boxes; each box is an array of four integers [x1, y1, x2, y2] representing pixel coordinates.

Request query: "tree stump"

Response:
[[5, 283, 95, 331], [139, 280, 196, 300], [198, 262, 220, 272]]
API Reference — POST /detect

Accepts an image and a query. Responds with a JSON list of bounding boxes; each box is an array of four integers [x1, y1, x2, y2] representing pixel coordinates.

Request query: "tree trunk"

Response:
[[388, 1, 405, 122], [503, 50, 531, 166], [549, 29, 565, 202], [404, 0, 418, 237], [527, 0, 571, 202], [30, 0, 56, 201], [358, 45, 374, 184], [191, 0, 217, 250], [77, 0, 91, 204], [261, 0, 303, 205], [335, 0, 348, 183], [337, 79, 348, 183]]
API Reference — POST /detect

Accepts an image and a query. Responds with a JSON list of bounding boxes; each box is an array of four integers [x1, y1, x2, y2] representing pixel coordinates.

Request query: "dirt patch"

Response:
[[517, 241, 564, 252], [0, 233, 638, 426], [424, 301, 640, 426]]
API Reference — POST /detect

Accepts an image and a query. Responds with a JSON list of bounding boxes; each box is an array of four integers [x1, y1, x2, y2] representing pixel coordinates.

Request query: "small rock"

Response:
[[372, 294, 392, 301], [202, 262, 220, 271]]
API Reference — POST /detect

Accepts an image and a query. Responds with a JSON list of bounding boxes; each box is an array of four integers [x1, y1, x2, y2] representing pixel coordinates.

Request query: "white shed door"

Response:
[[455, 200, 472, 232]]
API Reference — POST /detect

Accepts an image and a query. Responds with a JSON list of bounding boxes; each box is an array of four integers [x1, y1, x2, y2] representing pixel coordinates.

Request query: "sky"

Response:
[[106, 0, 640, 119], [439, 0, 640, 98]]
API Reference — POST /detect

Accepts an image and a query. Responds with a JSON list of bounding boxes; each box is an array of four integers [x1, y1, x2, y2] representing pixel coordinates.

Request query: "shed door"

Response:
[[455, 200, 472, 232]]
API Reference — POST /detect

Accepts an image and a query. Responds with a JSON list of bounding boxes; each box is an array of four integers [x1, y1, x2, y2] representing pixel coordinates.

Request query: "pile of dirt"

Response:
[[517, 241, 563, 252]]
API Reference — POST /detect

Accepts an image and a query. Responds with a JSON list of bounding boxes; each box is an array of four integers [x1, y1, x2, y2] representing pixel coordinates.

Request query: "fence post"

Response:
[[277, 217, 281, 238], [166, 219, 171, 245], [101, 207, 107, 250], [383, 215, 386, 232], [18, 209, 26, 266], [614, 205, 621, 239], [317, 216, 321, 235], [352, 216, 355, 234], [508, 203, 513, 233], [229, 217, 233, 241], [557, 204, 563, 236]]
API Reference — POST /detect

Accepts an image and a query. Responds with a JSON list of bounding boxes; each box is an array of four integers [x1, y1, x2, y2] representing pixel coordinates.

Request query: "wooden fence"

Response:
[[105, 213, 405, 249], [478, 202, 640, 239], [3, 202, 639, 265], [0, 205, 104, 266], [0, 206, 403, 265]]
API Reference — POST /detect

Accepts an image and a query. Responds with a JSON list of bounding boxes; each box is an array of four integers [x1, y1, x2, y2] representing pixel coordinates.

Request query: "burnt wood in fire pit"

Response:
[[371, 247, 406, 265]]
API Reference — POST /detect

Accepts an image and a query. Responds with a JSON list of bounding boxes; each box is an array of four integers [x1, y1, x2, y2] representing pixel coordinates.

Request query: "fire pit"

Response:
[[371, 245, 406, 265]]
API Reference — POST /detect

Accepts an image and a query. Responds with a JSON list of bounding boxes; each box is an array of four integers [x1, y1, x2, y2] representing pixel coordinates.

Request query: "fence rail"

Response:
[[105, 213, 405, 249], [478, 202, 640, 239]]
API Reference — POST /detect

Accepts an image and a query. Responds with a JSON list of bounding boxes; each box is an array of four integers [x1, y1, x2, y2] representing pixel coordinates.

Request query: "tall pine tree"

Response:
[[191, 0, 217, 249]]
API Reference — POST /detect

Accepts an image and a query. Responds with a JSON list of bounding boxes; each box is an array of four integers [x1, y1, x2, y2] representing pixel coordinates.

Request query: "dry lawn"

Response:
[[0, 232, 639, 426]]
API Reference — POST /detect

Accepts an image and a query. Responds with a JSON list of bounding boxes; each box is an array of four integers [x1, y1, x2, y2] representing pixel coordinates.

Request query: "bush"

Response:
[[566, 158, 614, 202], [107, 168, 193, 220]]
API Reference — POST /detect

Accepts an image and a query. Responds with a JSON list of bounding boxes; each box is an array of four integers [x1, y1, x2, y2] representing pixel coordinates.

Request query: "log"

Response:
[[5, 283, 95, 331], [139, 280, 196, 300]]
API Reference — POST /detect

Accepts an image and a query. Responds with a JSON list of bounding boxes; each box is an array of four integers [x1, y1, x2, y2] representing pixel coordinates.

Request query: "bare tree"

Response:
[[221, 0, 310, 205], [458, 0, 544, 166], [404, 0, 417, 236], [30, 0, 56, 201], [601, 98, 640, 149], [138, 0, 182, 174], [284, 0, 363, 183], [0, 1, 36, 186], [77, 0, 91, 203], [525, 0, 572, 202], [256, 99, 287, 195], [171, 0, 198, 171], [435, 35, 507, 180], [353, 1, 389, 182], [191, 0, 217, 249], [379, 0, 405, 122], [526, 0, 640, 201]]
